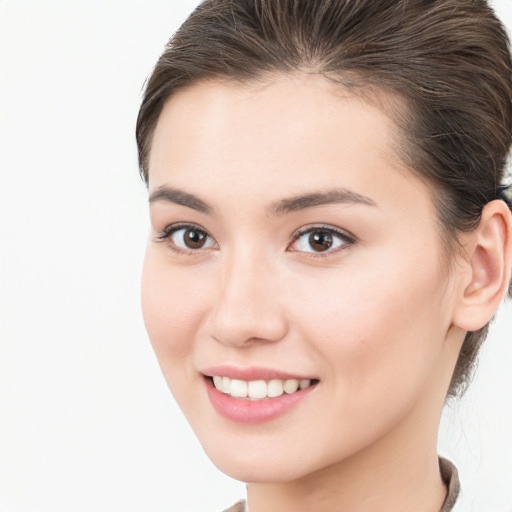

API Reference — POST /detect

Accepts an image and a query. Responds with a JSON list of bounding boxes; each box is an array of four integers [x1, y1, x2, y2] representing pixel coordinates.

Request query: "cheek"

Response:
[[274, 259, 450, 470], [141, 248, 210, 365], [288, 251, 449, 399]]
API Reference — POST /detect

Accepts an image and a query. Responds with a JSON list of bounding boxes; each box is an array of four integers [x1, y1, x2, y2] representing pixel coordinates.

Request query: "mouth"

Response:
[[201, 367, 319, 424], [207, 375, 318, 401]]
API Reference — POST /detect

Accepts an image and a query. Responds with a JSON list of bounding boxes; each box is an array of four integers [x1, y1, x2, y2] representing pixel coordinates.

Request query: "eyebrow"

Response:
[[148, 185, 377, 216], [269, 188, 377, 216], [149, 186, 214, 215]]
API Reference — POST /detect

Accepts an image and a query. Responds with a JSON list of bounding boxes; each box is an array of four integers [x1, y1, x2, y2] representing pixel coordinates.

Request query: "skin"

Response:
[[141, 74, 510, 512]]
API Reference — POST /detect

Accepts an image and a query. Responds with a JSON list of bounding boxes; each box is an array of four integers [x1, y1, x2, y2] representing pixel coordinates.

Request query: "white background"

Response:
[[0, 1, 511, 511]]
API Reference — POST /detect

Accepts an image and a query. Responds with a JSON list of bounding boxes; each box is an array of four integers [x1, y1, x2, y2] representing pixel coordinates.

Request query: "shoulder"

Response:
[[222, 499, 247, 512], [439, 457, 460, 512]]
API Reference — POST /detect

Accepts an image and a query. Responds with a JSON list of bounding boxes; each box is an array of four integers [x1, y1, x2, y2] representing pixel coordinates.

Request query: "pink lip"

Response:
[[201, 365, 316, 381], [203, 371, 318, 425]]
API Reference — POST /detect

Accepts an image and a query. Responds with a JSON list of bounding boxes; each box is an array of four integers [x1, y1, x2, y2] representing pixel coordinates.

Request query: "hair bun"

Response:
[[498, 185, 512, 208]]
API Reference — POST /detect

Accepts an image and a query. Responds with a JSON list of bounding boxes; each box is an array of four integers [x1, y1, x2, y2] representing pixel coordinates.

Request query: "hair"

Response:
[[136, 0, 512, 397]]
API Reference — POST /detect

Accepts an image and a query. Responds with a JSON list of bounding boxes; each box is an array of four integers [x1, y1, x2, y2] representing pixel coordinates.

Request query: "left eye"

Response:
[[289, 227, 351, 254], [160, 225, 217, 251]]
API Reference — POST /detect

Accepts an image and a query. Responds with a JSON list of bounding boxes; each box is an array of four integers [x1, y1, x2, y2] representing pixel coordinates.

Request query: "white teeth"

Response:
[[268, 379, 284, 397], [230, 379, 248, 398], [283, 379, 299, 394], [212, 376, 313, 400], [299, 379, 310, 390], [248, 380, 267, 399], [213, 375, 223, 390]]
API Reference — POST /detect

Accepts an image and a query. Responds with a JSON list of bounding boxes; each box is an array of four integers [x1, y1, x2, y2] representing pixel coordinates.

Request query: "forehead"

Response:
[[148, 74, 435, 223], [150, 74, 404, 178]]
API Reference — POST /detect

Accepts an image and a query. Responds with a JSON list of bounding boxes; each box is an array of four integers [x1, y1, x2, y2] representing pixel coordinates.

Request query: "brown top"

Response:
[[439, 457, 460, 512], [223, 457, 460, 512]]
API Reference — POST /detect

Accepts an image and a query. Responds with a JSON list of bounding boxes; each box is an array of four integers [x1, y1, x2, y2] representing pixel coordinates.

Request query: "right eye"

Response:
[[157, 224, 217, 252]]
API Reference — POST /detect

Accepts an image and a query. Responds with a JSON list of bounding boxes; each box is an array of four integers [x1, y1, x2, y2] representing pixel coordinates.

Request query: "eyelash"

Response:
[[155, 223, 356, 257], [288, 225, 355, 257], [155, 222, 218, 255]]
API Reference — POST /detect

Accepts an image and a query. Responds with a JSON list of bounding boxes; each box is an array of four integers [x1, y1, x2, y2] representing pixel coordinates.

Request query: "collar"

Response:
[[439, 457, 460, 512]]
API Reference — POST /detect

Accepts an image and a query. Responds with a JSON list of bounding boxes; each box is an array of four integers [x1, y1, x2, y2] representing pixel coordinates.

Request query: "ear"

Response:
[[452, 200, 512, 332]]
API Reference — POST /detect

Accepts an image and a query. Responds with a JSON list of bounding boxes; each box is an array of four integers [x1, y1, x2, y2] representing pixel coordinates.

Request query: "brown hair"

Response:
[[136, 0, 512, 397]]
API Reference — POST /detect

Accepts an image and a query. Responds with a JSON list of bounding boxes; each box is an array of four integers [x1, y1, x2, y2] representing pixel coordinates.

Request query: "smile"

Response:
[[211, 376, 313, 400], [203, 368, 319, 424]]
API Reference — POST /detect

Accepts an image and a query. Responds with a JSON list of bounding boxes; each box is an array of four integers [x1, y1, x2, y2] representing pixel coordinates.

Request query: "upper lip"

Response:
[[201, 365, 317, 381]]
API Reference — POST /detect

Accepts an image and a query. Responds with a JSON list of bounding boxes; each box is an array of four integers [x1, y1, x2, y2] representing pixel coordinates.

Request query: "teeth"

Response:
[[222, 376, 230, 393], [230, 379, 248, 398], [283, 379, 299, 394], [213, 375, 223, 390], [211, 376, 313, 400], [248, 380, 267, 399], [299, 379, 310, 390], [268, 379, 283, 397]]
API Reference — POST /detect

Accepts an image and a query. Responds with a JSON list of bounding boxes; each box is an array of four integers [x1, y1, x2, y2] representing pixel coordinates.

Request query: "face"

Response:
[[142, 75, 462, 483]]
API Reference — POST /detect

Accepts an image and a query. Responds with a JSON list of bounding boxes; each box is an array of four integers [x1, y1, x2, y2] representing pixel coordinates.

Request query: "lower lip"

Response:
[[205, 378, 317, 424]]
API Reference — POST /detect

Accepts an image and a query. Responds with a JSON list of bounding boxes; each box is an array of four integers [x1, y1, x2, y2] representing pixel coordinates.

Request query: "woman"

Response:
[[136, 1, 512, 510]]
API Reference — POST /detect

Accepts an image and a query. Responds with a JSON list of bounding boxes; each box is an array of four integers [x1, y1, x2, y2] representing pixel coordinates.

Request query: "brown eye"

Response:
[[289, 226, 352, 255], [162, 225, 216, 251], [183, 228, 207, 249], [308, 231, 333, 252]]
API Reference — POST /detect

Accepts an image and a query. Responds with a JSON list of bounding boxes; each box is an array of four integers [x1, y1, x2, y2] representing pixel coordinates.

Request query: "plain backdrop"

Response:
[[1, 1, 511, 511]]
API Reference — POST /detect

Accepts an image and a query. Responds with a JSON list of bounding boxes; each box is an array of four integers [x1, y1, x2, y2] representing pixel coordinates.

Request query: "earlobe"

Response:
[[452, 200, 512, 332]]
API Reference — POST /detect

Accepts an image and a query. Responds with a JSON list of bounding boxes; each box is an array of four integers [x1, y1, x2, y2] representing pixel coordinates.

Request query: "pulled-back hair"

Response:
[[136, 0, 512, 397]]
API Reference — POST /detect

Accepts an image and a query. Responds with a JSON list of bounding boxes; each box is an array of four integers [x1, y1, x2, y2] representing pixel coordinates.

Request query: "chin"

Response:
[[199, 437, 332, 484], [212, 456, 308, 484]]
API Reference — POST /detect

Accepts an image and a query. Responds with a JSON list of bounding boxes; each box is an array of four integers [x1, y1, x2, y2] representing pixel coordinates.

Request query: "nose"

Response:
[[205, 249, 288, 347]]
